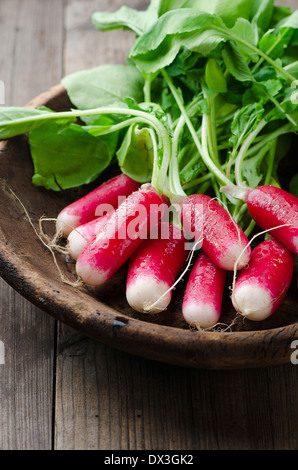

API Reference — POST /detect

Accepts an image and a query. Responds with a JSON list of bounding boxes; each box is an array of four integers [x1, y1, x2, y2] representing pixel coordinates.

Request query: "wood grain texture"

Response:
[[0, 0, 64, 450], [55, 324, 298, 450], [0, 0, 297, 451]]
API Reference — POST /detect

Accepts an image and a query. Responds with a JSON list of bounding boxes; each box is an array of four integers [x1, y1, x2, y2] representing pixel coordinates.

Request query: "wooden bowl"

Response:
[[0, 84, 297, 369]]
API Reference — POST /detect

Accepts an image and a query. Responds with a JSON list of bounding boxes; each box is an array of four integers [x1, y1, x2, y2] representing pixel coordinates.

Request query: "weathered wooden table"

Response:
[[0, 0, 297, 451]]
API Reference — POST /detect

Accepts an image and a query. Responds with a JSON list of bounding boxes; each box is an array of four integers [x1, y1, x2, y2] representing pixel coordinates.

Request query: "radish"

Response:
[[75, 184, 165, 286], [182, 252, 227, 329], [232, 238, 294, 321], [126, 222, 188, 314], [180, 194, 251, 271], [56, 173, 140, 238], [220, 184, 298, 254], [245, 185, 298, 255], [67, 209, 115, 260]]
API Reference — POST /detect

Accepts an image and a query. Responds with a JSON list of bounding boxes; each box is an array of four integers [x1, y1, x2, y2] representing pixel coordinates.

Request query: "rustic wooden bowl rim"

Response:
[[0, 83, 297, 370]]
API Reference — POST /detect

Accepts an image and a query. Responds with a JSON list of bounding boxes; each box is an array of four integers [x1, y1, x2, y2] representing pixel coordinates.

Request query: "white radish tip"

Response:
[[75, 261, 108, 287], [218, 242, 251, 271], [126, 277, 171, 314], [182, 302, 219, 330], [232, 284, 273, 321], [67, 230, 88, 260], [56, 211, 80, 238]]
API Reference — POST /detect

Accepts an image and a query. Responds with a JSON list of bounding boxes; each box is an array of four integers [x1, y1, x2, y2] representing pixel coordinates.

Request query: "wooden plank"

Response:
[[55, 326, 203, 450], [55, 323, 298, 450], [0, 0, 64, 106], [0, 281, 55, 450], [0, 0, 64, 450]]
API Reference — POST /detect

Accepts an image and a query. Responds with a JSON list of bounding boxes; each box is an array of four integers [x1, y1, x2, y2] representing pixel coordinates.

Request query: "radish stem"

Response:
[[234, 118, 268, 186], [161, 68, 233, 188]]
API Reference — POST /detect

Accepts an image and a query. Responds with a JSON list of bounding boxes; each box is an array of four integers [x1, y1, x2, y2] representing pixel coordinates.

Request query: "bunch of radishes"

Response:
[[56, 172, 298, 330]]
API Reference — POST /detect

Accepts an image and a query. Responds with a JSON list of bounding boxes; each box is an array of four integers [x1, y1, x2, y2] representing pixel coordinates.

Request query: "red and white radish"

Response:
[[67, 210, 115, 260], [126, 222, 188, 314], [245, 185, 298, 255], [56, 173, 140, 238], [180, 194, 251, 271], [75, 184, 165, 286], [232, 238, 294, 321], [182, 252, 227, 329]]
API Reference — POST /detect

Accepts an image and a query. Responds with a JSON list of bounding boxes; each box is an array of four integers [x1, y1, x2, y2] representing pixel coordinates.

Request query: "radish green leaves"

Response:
[[0, 0, 297, 235]]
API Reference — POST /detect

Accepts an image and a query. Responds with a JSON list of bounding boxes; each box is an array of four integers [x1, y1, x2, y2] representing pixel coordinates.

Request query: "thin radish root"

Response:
[[230, 223, 293, 309], [231, 224, 292, 320], [38, 216, 91, 257], [6, 187, 83, 288], [192, 320, 236, 333], [38, 216, 69, 255], [231, 237, 294, 321], [143, 237, 203, 313]]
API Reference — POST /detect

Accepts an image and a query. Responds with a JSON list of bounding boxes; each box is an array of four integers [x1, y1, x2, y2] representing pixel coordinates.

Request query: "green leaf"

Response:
[[259, 78, 283, 97], [241, 152, 265, 187], [92, 0, 160, 35], [276, 9, 298, 30], [158, 0, 253, 28], [229, 18, 259, 62], [247, 66, 283, 103], [129, 7, 284, 82], [158, 0, 190, 16], [265, 89, 298, 125], [205, 58, 227, 93], [116, 124, 154, 183], [129, 9, 229, 73], [179, 153, 207, 184], [229, 102, 265, 147], [284, 60, 298, 79], [282, 47, 298, 67], [61, 64, 144, 111], [269, 6, 292, 28], [242, 84, 266, 105], [214, 94, 238, 119], [83, 116, 120, 157], [0, 106, 76, 139], [222, 42, 253, 82], [251, 0, 274, 32], [161, 86, 182, 121], [259, 27, 294, 60], [29, 122, 112, 191], [259, 9, 298, 65], [183, 28, 227, 57]]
